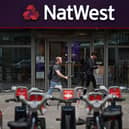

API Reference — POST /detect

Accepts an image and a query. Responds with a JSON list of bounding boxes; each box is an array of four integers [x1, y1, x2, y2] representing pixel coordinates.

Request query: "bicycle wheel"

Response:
[[103, 118, 122, 129], [110, 119, 122, 129], [86, 125, 98, 129], [85, 117, 94, 129], [0, 119, 2, 129], [85, 125, 92, 129], [38, 117, 46, 129], [65, 115, 71, 129], [85, 121, 96, 129]]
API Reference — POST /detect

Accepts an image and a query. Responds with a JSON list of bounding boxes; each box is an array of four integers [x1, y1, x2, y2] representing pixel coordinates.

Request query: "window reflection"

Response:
[[0, 48, 31, 89], [109, 32, 129, 45]]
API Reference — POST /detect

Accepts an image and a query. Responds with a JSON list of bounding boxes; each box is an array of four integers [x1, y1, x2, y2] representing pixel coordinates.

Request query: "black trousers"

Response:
[[85, 74, 97, 89]]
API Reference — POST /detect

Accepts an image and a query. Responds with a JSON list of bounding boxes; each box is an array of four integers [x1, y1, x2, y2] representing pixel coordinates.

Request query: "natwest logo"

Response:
[[23, 4, 40, 20], [22, 4, 116, 22], [43, 5, 115, 21]]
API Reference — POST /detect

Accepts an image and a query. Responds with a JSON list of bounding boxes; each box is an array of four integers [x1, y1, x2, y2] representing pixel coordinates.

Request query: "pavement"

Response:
[[0, 92, 129, 129]]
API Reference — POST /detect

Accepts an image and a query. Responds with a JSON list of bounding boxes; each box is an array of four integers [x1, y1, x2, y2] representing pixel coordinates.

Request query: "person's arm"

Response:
[[92, 65, 98, 69], [55, 70, 68, 80], [93, 60, 98, 69], [89, 59, 98, 69]]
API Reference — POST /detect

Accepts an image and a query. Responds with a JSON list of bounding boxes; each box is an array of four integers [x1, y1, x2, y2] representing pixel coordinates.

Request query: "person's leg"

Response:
[[54, 82, 62, 91], [83, 76, 90, 95], [47, 81, 56, 95], [86, 77, 90, 88], [91, 75, 97, 89]]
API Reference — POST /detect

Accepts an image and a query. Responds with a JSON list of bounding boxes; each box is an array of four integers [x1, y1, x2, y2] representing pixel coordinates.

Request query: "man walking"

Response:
[[48, 56, 68, 95], [84, 52, 98, 90]]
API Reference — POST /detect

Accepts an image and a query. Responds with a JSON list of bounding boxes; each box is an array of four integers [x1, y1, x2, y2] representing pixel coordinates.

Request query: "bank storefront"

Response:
[[0, 29, 129, 90]]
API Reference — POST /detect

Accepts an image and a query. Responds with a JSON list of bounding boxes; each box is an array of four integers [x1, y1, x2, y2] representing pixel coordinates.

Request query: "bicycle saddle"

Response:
[[8, 121, 29, 128]]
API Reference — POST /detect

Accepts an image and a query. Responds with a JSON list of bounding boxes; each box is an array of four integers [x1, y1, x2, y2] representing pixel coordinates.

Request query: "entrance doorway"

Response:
[[48, 40, 105, 88], [71, 41, 90, 87], [48, 41, 91, 88]]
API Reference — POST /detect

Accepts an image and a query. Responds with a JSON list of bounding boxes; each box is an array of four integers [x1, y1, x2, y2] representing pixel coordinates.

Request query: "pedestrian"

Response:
[[47, 56, 68, 95], [83, 52, 98, 92]]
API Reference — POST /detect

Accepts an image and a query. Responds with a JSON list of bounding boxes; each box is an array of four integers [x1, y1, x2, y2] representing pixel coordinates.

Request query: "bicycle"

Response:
[[6, 86, 49, 129], [7, 92, 51, 129], [81, 92, 118, 129], [52, 86, 86, 124], [101, 86, 124, 129], [49, 96, 81, 129], [6, 86, 28, 122], [90, 86, 125, 129]]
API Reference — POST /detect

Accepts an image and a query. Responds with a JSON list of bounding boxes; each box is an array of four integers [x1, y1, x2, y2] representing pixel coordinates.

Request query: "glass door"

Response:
[[49, 41, 68, 88], [70, 40, 104, 88], [71, 41, 90, 87]]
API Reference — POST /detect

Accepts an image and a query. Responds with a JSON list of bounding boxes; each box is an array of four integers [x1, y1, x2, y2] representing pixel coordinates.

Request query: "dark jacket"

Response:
[[83, 57, 97, 76]]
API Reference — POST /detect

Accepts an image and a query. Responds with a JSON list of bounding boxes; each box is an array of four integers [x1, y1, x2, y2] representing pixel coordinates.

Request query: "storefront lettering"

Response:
[[44, 5, 115, 21]]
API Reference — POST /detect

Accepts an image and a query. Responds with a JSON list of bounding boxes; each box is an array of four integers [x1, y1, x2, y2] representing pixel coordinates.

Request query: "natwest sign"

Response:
[[43, 5, 115, 21], [0, 0, 129, 28]]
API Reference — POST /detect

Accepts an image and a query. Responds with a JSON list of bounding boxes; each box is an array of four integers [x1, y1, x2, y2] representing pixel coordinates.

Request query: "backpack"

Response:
[[48, 66, 53, 80]]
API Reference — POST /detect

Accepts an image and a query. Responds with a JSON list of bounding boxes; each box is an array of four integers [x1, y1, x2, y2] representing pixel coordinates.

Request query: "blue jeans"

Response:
[[47, 81, 61, 95]]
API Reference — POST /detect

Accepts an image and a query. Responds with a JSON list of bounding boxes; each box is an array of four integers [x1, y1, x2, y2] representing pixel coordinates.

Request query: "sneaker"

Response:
[[46, 101, 50, 106]]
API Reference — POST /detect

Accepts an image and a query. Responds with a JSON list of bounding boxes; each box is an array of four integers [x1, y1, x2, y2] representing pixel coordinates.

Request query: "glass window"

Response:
[[109, 31, 129, 46], [71, 41, 90, 87], [0, 32, 31, 45], [108, 48, 129, 86], [0, 48, 31, 89]]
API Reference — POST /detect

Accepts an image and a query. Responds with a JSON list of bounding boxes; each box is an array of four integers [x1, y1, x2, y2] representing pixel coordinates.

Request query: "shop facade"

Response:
[[0, 29, 129, 90]]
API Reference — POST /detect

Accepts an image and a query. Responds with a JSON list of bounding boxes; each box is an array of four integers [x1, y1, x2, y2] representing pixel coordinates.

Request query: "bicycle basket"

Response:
[[63, 89, 74, 100], [15, 87, 28, 100], [88, 92, 103, 101], [29, 93, 44, 101], [109, 86, 122, 98]]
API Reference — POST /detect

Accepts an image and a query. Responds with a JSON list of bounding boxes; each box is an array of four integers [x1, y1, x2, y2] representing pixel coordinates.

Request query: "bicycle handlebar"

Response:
[[74, 87, 86, 91], [19, 94, 52, 110], [110, 97, 126, 102], [5, 98, 17, 103], [52, 86, 86, 94], [50, 97, 80, 104], [28, 87, 44, 94], [94, 89, 108, 94]]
